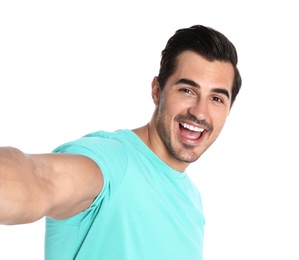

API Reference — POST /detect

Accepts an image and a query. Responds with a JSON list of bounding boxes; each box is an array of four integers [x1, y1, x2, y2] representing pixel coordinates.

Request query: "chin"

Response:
[[174, 150, 201, 164]]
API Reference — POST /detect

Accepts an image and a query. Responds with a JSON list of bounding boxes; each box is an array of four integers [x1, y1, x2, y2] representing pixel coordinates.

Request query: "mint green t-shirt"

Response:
[[45, 130, 205, 260]]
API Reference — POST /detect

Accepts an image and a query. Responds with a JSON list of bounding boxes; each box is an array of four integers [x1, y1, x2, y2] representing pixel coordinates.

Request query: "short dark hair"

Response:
[[158, 25, 242, 105]]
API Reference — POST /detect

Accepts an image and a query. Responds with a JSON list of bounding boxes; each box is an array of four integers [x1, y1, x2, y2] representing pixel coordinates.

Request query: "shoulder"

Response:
[[52, 130, 131, 184]]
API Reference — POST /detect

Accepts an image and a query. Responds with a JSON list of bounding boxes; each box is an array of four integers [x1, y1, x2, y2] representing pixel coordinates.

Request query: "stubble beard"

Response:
[[156, 110, 201, 164]]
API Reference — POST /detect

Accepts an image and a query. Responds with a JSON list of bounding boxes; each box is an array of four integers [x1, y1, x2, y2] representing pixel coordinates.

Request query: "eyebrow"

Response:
[[176, 78, 200, 88], [176, 78, 230, 100], [212, 88, 230, 100]]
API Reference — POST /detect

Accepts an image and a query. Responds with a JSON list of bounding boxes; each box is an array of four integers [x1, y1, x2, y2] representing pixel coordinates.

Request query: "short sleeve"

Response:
[[52, 132, 128, 221]]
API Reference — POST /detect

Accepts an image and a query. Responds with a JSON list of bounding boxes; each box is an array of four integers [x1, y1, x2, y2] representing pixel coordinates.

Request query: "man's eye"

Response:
[[212, 96, 223, 103], [181, 88, 192, 94]]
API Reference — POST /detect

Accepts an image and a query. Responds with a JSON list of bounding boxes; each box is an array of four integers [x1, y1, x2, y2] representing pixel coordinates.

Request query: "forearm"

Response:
[[0, 147, 44, 224]]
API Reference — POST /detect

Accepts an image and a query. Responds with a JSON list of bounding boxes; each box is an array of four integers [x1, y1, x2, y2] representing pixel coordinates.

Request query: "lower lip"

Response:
[[178, 126, 205, 145]]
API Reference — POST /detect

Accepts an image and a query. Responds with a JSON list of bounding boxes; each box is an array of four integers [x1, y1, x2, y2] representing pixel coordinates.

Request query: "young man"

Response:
[[0, 25, 242, 259]]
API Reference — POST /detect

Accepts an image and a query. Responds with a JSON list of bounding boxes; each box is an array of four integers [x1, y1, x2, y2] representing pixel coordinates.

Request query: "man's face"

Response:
[[152, 51, 234, 170]]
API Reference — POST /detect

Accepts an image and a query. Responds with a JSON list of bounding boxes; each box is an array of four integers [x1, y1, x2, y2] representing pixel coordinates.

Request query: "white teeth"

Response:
[[182, 123, 204, 132]]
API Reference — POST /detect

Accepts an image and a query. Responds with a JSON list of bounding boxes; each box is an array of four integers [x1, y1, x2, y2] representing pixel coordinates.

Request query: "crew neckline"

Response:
[[116, 129, 187, 179]]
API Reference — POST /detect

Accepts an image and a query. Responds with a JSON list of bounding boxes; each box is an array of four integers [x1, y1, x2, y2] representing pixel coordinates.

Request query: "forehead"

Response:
[[172, 51, 235, 91]]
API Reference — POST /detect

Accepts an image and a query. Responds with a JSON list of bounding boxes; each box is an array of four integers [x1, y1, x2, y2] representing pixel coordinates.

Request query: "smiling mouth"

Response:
[[179, 122, 205, 140]]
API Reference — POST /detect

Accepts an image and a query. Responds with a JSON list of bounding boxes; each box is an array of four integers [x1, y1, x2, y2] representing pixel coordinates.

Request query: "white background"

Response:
[[0, 1, 298, 259]]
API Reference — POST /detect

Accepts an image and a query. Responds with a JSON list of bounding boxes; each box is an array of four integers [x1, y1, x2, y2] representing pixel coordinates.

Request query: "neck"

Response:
[[132, 118, 189, 173]]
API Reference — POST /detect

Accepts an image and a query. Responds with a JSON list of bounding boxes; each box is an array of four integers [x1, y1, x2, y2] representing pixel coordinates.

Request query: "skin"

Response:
[[0, 149, 102, 223], [0, 50, 235, 224], [135, 51, 235, 172]]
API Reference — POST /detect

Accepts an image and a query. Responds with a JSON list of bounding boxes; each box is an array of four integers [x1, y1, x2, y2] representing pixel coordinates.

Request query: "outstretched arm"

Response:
[[0, 147, 103, 225]]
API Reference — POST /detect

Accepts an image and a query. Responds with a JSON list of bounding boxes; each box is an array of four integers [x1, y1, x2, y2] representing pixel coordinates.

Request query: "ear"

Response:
[[151, 76, 160, 106]]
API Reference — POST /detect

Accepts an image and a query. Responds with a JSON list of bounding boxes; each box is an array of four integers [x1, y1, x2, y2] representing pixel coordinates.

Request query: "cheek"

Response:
[[159, 96, 176, 115], [156, 98, 181, 128], [167, 96, 189, 114], [211, 110, 229, 128]]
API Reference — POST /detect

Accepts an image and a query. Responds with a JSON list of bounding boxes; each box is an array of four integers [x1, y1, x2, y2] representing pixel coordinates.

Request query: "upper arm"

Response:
[[31, 153, 103, 220]]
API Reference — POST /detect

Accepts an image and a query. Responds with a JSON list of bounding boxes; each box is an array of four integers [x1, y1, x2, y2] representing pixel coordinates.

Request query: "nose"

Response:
[[188, 98, 210, 121]]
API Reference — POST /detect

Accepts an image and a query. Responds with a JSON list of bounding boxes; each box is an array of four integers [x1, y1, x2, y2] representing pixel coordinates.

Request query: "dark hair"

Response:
[[158, 25, 242, 105]]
